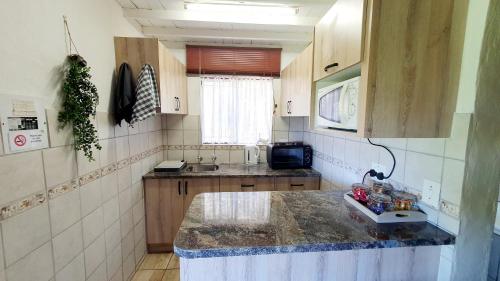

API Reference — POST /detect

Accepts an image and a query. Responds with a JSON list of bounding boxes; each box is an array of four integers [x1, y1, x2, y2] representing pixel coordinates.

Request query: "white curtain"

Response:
[[201, 75, 274, 145]]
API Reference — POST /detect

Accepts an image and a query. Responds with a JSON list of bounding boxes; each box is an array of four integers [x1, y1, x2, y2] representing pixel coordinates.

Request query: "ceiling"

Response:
[[115, 0, 333, 51]]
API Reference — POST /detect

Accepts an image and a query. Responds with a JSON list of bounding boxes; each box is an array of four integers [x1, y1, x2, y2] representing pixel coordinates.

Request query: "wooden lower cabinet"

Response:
[[220, 177, 275, 192], [275, 177, 320, 191], [144, 177, 219, 252], [182, 177, 220, 213], [144, 175, 319, 252]]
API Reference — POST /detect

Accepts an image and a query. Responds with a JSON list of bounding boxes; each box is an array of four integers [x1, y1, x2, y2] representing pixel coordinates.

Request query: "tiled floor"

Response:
[[132, 253, 180, 281]]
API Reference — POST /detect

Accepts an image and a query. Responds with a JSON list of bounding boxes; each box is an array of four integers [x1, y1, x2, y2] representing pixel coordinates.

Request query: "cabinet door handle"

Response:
[[178, 181, 181, 195], [289, 101, 292, 114], [290, 184, 305, 188], [324, 63, 339, 72], [177, 97, 181, 111], [175, 97, 180, 111], [241, 184, 255, 191], [184, 181, 188, 195]]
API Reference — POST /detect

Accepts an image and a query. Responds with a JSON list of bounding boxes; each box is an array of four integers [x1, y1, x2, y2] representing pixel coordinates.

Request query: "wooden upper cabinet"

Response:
[[280, 44, 313, 116], [313, 0, 365, 81], [114, 37, 187, 115], [358, 0, 463, 137]]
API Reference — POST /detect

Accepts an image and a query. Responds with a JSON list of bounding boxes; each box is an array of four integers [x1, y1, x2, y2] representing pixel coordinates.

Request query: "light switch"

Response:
[[422, 179, 441, 209]]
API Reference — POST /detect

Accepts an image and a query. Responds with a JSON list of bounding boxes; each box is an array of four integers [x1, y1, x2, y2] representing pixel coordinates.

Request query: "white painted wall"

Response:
[[0, 0, 142, 112]]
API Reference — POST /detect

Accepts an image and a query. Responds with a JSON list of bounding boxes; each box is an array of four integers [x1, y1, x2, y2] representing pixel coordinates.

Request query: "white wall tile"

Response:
[[120, 210, 134, 239], [133, 219, 146, 245], [407, 138, 446, 156], [134, 237, 147, 266], [441, 159, 465, 206], [128, 123, 139, 135], [76, 147, 100, 176], [358, 142, 379, 173], [122, 253, 135, 281], [199, 149, 216, 164], [117, 166, 132, 192], [437, 256, 452, 281], [289, 132, 304, 142], [80, 180, 103, 217], [105, 220, 121, 254], [166, 115, 183, 130], [289, 117, 304, 132], [344, 140, 360, 167], [167, 150, 183, 161], [229, 150, 244, 164], [103, 197, 120, 229], [404, 152, 443, 192], [55, 253, 85, 281], [114, 123, 129, 138], [1, 204, 51, 266], [49, 190, 81, 236], [100, 139, 117, 167], [0, 228, 4, 281], [84, 235, 106, 278], [42, 146, 77, 188], [101, 172, 118, 203], [167, 130, 184, 145], [131, 181, 143, 205], [121, 231, 135, 261], [371, 138, 407, 150], [0, 150, 45, 206], [132, 201, 145, 228], [438, 212, 460, 235], [444, 113, 471, 160], [110, 266, 123, 281], [107, 244, 122, 280], [184, 130, 200, 145], [128, 134, 144, 156], [87, 260, 107, 281], [183, 115, 200, 130], [52, 222, 83, 272], [273, 131, 289, 142], [323, 136, 334, 157], [115, 137, 129, 161], [97, 112, 115, 140], [46, 109, 73, 147], [379, 148, 406, 183], [332, 137, 346, 161], [214, 150, 230, 164], [82, 207, 105, 248], [118, 188, 132, 216], [273, 116, 289, 131], [6, 242, 53, 281]]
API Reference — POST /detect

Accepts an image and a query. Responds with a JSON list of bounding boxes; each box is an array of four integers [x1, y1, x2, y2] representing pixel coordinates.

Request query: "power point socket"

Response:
[[422, 179, 441, 209], [371, 162, 388, 177]]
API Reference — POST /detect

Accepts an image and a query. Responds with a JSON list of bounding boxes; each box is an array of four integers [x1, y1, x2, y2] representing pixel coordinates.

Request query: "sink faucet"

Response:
[[196, 155, 203, 163], [211, 154, 217, 164]]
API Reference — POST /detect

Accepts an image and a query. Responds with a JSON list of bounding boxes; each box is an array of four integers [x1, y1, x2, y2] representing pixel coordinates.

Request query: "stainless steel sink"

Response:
[[186, 164, 219, 172]]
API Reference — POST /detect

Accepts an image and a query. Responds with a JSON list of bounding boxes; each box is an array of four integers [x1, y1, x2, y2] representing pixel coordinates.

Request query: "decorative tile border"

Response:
[[48, 179, 79, 200], [440, 200, 460, 218], [0, 144, 164, 222], [0, 192, 46, 221]]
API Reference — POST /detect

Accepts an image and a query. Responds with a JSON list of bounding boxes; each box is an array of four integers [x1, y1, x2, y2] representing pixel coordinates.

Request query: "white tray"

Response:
[[344, 192, 427, 223]]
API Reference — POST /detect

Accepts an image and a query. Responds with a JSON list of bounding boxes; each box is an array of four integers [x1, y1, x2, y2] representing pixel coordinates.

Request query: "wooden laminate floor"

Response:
[[132, 253, 180, 281]]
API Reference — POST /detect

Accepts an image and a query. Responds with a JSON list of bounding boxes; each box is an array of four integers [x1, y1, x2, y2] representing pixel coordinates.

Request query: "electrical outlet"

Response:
[[371, 162, 388, 176], [422, 179, 441, 209]]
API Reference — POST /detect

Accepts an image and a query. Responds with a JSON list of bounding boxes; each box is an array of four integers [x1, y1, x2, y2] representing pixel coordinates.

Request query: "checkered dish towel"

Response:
[[131, 64, 160, 124]]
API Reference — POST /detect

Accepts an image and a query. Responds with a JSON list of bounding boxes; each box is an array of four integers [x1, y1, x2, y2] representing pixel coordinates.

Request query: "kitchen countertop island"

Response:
[[174, 191, 455, 281]]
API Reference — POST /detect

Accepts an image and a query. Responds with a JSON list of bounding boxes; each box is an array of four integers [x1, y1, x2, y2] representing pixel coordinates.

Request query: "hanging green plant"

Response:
[[58, 54, 101, 161]]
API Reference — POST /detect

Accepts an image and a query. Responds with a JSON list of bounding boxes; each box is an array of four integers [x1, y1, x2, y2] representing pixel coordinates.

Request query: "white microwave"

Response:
[[315, 76, 360, 132]]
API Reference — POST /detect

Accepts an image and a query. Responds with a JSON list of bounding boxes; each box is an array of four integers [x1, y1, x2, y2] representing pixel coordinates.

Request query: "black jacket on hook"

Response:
[[114, 63, 136, 125]]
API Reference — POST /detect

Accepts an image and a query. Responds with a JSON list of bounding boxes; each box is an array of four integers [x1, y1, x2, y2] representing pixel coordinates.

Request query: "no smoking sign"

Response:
[[14, 135, 27, 147]]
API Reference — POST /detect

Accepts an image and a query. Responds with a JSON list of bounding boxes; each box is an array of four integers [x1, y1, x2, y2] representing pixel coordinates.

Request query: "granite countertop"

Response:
[[143, 163, 321, 179], [174, 191, 455, 259]]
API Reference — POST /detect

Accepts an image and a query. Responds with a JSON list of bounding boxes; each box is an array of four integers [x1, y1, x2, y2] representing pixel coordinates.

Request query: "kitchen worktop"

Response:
[[143, 163, 321, 179], [174, 190, 455, 259]]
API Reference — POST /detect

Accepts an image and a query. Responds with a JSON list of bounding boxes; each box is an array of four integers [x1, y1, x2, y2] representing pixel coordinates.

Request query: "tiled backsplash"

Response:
[[0, 110, 163, 281], [162, 114, 307, 164], [305, 113, 471, 281]]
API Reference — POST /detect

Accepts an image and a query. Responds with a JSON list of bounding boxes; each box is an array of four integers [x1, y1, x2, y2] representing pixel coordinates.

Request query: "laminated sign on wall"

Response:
[[0, 95, 49, 154]]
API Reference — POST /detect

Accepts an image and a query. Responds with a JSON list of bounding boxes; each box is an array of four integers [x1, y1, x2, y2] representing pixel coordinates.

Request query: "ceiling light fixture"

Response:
[[184, 2, 298, 16]]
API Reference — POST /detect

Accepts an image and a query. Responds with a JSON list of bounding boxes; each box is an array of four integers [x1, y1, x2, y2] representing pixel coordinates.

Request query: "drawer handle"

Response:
[[290, 184, 305, 188], [184, 181, 188, 194], [324, 63, 339, 72], [241, 184, 255, 188]]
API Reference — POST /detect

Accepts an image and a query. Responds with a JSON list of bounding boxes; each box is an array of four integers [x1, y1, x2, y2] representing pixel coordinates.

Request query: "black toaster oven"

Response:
[[266, 142, 313, 169]]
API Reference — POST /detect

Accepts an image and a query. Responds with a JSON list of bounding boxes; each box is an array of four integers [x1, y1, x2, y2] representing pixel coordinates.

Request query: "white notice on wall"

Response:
[[8, 130, 45, 152]]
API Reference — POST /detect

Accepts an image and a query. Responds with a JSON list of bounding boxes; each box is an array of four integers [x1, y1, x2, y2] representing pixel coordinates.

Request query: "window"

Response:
[[201, 75, 274, 145]]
